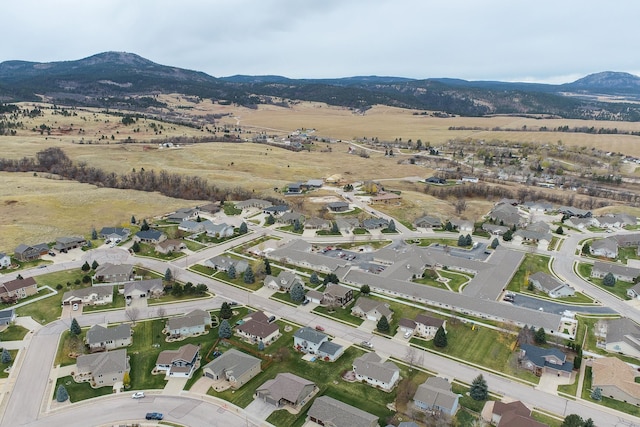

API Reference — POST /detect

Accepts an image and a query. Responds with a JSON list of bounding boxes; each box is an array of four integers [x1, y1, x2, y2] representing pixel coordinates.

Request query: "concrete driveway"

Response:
[[536, 371, 574, 394], [244, 397, 276, 420], [162, 377, 188, 395]]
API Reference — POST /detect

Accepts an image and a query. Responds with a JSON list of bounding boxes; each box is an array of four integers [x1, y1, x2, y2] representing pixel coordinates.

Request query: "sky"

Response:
[[2, 0, 639, 84]]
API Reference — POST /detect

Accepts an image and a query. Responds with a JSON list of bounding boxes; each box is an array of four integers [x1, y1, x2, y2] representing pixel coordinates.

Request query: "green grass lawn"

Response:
[[53, 375, 113, 402], [183, 239, 207, 251], [507, 253, 552, 292], [412, 275, 449, 290], [412, 238, 458, 247], [136, 242, 183, 260], [576, 263, 633, 300], [439, 270, 473, 292], [352, 228, 369, 235], [223, 202, 242, 215], [276, 224, 304, 234], [146, 291, 212, 306], [0, 324, 29, 341], [55, 330, 88, 367], [189, 264, 216, 276], [270, 292, 301, 306], [312, 302, 363, 327]]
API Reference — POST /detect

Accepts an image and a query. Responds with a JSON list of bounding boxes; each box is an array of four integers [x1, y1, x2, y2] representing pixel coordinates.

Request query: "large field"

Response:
[[3, 99, 640, 251]]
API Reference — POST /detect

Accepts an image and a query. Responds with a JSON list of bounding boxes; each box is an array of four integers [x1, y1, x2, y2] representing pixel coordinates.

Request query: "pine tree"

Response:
[[561, 414, 584, 427], [91, 260, 99, 270], [164, 268, 173, 282], [434, 326, 448, 348], [81, 261, 90, 272], [258, 340, 265, 351], [141, 219, 149, 231], [70, 318, 81, 336], [218, 319, 232, 339], [457, 235, 466, 246], [243, 266, 255, 284], [377, 315, 390, 333], [470, 374, 488, 400], [603, 272, 616, 287], [263, 259, 271, 275], [239, 222, 248, 234], [220, 302, 232, 319], [131, 241, 140, 253], [331, 221, 339, 233], [534, 327, 547, 344], [131, 215, 136, 224], [266, 214, 275, 225], [583, 418, 595, 427], [490, 238, 499, 249], [91, 228, 98, 240], [290, 282, 305, 303], [1, 348, 12, 364], [56, 385, 69, 402], [445, 221, 453, 231], [465, 234, 473, 246], [556, 226, 564, 235], [310, 272, 320, 285], [387, 220, 396, 232], [227, 264, 236, 279], [590, 387, 602, 401]]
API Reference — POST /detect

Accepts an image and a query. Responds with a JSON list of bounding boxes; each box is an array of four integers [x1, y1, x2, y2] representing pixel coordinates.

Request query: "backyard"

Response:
[[507, 253, 552, 292]]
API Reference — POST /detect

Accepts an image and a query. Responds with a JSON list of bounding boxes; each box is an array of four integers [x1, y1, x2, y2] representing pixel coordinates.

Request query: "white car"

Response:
[[132, 391, 145, 399], [404, 331, 413, 339], [361, 341, 374, 349], [72, 303, 79, 311]]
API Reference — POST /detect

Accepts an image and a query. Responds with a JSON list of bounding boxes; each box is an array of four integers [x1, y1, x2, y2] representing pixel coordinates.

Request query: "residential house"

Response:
[[14, 243, 49, 261], [166, 207, 199, 223], [425, 176, 446, 184], [178, 219, 209, 234], [93, 263, 134, 283], [352, 352, 400, 391], [123, 279, 164, 300], [565, 217, 595, 230], [336, 218, 360, 233], [362, 218, 389, 230], [461, 176, 479, 183], [482, 223, 509, 236], [326, 201, 349, 212], [293, 327, 344, 361], [202, 349, 261, 389], [523, 201, 554, 213], [307, 395, 378, 427], [53, 236, 86, 252], [155, 239, 186, 255], [614, 233, 640, 248], [558, 206, 592, 218], [518, 344, 573, 377], [304, 217, 331, 230], [0, 308, 16, 327], [235, 199, 272, 210], [263, 205, 290, 216], [155, 344, 200, 378], [203, 255, 249, 274], [305, 290, 324, 304], [600, 317, 640, 358], [489, 400, 547, 427], [62, 286, 114, 307], [86, 324, 132, 353], [198, 202, 220, 215], [413, 377, 460, 416], [591, 261, 640, 283], [414, 314, 445, 339], [278, 212, 305, 225], [450, 219, 474, 233], [528, 272, 575, 298], [0, 276, 38, 302], [263, 271, 304, 292], [75, 349, 130, 388], [286, 182, 302, 193], [99, 227, 130, 241], [592, 357, 640, 405], [0, 253, 11, 269], [628, 283, 640, 300], [488, 204, 526, 228], [370, 192, 401, 204], [323, 283, 354, 307], [398, 318, 417, 335], [513, 228, 552, 249], [166, 309, 210, 338], [255, 373, 316, 408], [205, 222, 235, 238], [134, 229, 167, 244], [414, 215, 442, 229], [351, 296, 393, 322], [236, 311, 280, 346], [305, 179, 324, 189], [590, 238, 619, 259]]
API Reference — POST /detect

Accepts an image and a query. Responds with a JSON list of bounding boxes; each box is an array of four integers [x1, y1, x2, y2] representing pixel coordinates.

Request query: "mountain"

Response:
[[1, 52, 640, 121]]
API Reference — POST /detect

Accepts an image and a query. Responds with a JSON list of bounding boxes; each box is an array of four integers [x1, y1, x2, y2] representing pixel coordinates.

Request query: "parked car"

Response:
[[302, 299, 310, 306], [72, 303, 79, 311], [315, 325, 325, 332], [229, 301, 238, 306], [403, 331, 412, 339], [361, 341, 374, 349], [48, 251, 56, 257], [268, 315, 276, 323], [131, 391, 145, 399], [145, 412, 163, 420]]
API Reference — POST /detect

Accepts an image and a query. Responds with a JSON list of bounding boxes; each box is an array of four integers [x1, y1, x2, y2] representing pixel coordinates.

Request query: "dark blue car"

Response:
[[146, 412, 163, 420]]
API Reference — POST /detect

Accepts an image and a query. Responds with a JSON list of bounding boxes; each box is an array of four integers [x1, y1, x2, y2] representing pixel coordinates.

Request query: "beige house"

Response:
[[351, 296, 393, 322], [0, 277, 38, 302], [255, 373, 316, 408], [592, 357, 640, 405], [155, 239, 186, 255], [86, 324, 132, 352], [75, 349, 130, 388], [414, 314, 445, 339], [62, 286, 114, 306], [236, 311, 280, 346], [202, 349, 261, 389], [166, 309, 210, 338]]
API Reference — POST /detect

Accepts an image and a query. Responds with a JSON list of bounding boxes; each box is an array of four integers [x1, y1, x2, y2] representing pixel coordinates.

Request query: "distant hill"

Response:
[[1, 52, 640, 121]]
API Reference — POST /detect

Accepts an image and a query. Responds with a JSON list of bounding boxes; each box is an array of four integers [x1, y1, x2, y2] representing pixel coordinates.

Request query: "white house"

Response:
[[352, 352, 400, 391], [293, 326, 344, 361], [528, 272, 575, 298], [155, 344, 199, 378], [0, 253, 11, 269], [414, 314, 445, 339]]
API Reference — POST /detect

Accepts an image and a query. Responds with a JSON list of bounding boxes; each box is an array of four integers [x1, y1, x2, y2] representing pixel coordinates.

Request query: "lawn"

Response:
[[507, 253, 552, 292], [55, 330, 88, 367], [412, 238, 458, 247], [0, 324, 29, 341], [270, 291, 301, 306], [0, 350, 18, 379], [576, 263, 633, 300], [312, 301, 363, 327], [189, 264, 216, 276], [223, 202, 242, 215], [136, 242, 183, 261], [183, 239, 206, 251], [54, 375, 113, 402]]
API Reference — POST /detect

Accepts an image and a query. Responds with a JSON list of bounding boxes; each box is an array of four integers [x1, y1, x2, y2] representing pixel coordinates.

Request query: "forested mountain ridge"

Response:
[[2, 52, 640, 120]]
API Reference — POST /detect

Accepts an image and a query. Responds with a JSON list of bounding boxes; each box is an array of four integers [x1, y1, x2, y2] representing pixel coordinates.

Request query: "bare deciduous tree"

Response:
[[453, 198, 467, 215], [126, 307, 140, 325]]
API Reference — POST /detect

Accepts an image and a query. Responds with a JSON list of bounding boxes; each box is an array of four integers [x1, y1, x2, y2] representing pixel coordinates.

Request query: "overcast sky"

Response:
[[2, 0, 638, 83]]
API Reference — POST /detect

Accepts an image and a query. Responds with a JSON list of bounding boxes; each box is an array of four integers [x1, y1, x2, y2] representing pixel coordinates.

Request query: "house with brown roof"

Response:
[[352, 352, 400, 391], [488, 400, 548, 427], [0, 276, 38, 302], [236, 311, 280, 346], [155, 344, 200, 378], [155, 239, 186, 255], [322, 283, 354, 307], [255, 373, 316, 408], [166, 309, 210, 338], [307, 396, 378, 427], [414, 314, 445, 339], [351, 296, 393, 322], [592, 357, 640, 405], [75, 349, 130, 389]]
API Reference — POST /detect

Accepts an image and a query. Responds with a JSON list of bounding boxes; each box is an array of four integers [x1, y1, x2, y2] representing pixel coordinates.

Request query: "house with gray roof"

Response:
[[414, 215, 442, 229], [565, 217, 595, 230], [278, 211, 305, 225], [263, 271, 304, 292], [99, 227, 130, 241], [0, 308, 16, 327], [267, 239, 348, 273], [255, 373, 316, 408], [558, 206, 592, 218], [362, 217, 389, 230], [202, 349, 261, 389], [591, 261, 640, 283], [304, 217, 331, 230], [263, 205, 290, 216], [413, 377, 459, 416], [155, 239, 186, 255], [203, 255, 249, 274], [235, 199, 272, 210], [166, 309, 210, 338], [134, 229, 166, 244], [178, 220, 208, 233], [590, 238, 618, 259], [62, 286, 114, 306], [528, 272, 575, 298], [307, 395, 378, 427], [94, 263, 134, 284], [336, 217, 360, 232], [53, 236, 86, 252], [518, 344, 573, 378], [615, 233, 640, 248], [488, 204, 526, 227], [0, 253, 10, 269], [123, 279, 164, 300], [352, 352, 400, 391], [450, 219, 474, 233], [351, 296, 393, 322], [513, 228, 552, 249], [327, 201, 349, 212], [13, 243, 49, 261], [86, 324, 131, 352], [291, 326, 345, 361], [600, 317, 640, 358], [205, 222, 235, 238], [166, 207, 199, 223], [482, 223, 509, 235], [75, 349, 130, 388]]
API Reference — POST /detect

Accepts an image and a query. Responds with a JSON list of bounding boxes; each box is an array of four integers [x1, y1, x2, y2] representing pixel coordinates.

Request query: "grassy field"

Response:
[[0, 324, 29, 341], [54, 375, 113, 402], [507, 253, 552, 292]]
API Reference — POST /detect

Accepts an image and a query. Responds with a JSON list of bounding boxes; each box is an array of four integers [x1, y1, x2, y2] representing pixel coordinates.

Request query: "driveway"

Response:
[[162, 377, 188, 395], [244, 398, 276, 420], [536, 371, 574, 394]]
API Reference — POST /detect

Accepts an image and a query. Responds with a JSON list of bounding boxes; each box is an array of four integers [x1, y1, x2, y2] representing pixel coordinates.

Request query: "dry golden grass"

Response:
[[0, 172, 205, 250]]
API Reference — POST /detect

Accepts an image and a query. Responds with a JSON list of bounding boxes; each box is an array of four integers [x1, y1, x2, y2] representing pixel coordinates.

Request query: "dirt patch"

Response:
[[308, 196, 342, 203]]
